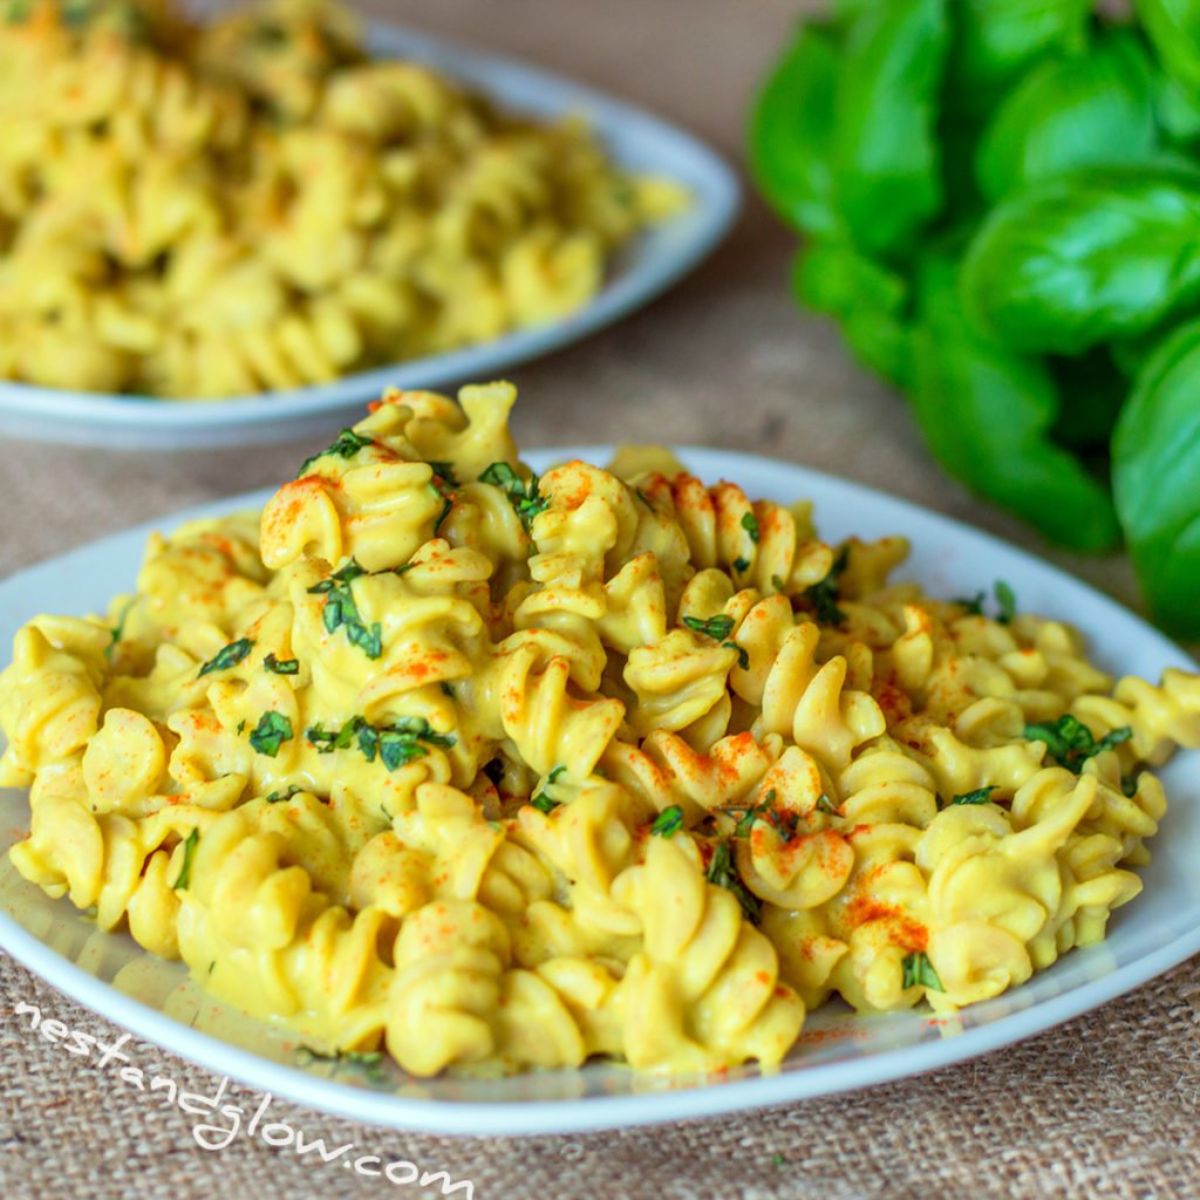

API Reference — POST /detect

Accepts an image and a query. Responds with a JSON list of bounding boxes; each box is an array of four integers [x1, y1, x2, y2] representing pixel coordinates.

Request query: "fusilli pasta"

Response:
[[0, 0, 684, 398], [2, 380, 1196, 1078]]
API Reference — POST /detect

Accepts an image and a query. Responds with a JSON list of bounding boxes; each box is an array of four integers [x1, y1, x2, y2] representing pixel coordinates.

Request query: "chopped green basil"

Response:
[[650, 805, 684, 837], [249, 711, 293, 757], [804, 544, 849, 626], [683, 613, 736, 641], [731, 802, 768, 838], [722, 640, 750, 669], [995, 580, 1017, 625], [360, 717, 454, 771], [306, 716, 363, 753], [954, 591, 986, 616], [308, 561, 381, 659], [706, 840, 761, 924], [105, 598, 136, 662], [307, 560, 367, 593], [953, 582, 1017, 624], [741, 511, 761, 543], [428, 465, 457, 532], [1025, 715, 1132, 773], [307, 715, 454, 771], [902, 951, 943, 992], [479, 461, 549, 531], [172, 828, 199, 890], [949, 786, 995, 806], [198, 637, 254, 678], [297, 429, 375, 477], [730, 792, 773, 838], [530, 764, 567, 812], [263, 652, 299, 675]]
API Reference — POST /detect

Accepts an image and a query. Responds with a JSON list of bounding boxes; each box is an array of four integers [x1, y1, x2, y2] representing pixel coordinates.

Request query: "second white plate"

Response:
[[0, 23, 739, 449], [1, 448, 1198, 1136]]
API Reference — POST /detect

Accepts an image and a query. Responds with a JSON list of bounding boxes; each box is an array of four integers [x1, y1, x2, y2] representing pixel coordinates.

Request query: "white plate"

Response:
[[1, 448, 1197, 1137], [0, 24, 739, 450]]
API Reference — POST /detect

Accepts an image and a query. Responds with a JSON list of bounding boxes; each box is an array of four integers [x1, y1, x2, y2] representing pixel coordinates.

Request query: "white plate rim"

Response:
[[1, 446, 1197, 1137], [0, 21, 740, 448]]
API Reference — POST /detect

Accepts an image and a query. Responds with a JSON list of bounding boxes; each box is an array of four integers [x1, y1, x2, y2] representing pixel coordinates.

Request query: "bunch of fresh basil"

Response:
[[751, 0, 1200, 637]]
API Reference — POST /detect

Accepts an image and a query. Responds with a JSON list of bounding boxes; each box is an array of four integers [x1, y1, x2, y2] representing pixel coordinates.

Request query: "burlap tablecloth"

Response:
[[1, 2, 1197, 1196]]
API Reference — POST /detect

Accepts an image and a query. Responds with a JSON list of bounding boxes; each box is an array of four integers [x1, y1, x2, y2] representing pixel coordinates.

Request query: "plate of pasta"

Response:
[[2, 381, 1199, 1136], [0, 0, 736, 448]]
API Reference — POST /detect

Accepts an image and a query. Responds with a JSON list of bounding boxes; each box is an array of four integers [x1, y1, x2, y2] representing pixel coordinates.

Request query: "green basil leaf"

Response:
[[683, 613, 736, 641], [297, 429, 375, 478], [749, 25, 842, 236], [831, 0, 872, 22], [949, 786, 995, 806], [936, 112, 988, 225], [910, 255, 1121, 552], [105, 597, 136, 662], [249, 711, 293, 758], [479, 462, 548, 531], [961, 165, 1200, 354], [650, 806, 685, 837], [312, 564, 382, 660], [975, 32, 1159, 203], [1113, 317, 1200, 636], [1024, 714, 1131, 771], [198, 637, 254, 678], [804, 544, 850, 626], [172, 828, 199, 890], [1154, 67, 1200, 144], [705, 840, 762, 924], [832, 0, 949, 256], [946, 0, 1090, 115], [901, 950, 944, 991], [1048, 348, 1131, 450], [995, 580, 1017, 624], [1136, 0, 1200, 91], [793, 241, 912, 386]]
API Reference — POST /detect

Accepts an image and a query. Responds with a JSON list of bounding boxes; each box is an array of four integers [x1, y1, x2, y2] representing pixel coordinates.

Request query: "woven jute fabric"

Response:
[[0, 2, 1197, 1196]]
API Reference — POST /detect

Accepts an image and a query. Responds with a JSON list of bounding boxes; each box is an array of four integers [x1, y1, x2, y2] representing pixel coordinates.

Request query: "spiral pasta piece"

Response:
[[613, 834, 804, 1070]]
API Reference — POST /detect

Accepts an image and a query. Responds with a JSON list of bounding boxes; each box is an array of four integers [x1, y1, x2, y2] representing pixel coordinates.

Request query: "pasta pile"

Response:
[[3, 381, 1198, 1078], [0, 0, 679, 398]]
